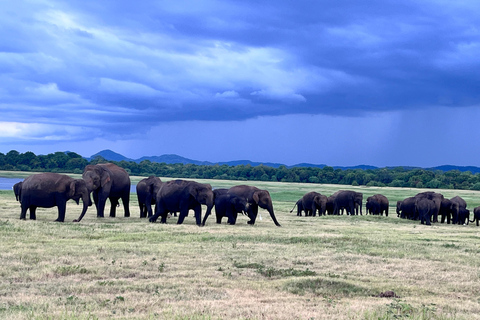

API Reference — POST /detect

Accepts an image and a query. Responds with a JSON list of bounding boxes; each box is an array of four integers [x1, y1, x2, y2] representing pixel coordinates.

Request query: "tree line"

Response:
[[2, 150, 480, 190]]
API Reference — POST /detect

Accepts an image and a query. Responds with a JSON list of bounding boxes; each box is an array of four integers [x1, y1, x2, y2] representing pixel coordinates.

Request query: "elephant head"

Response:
[[82, 164, 111, 193], [227, 185, 281, 226], [251, 189, 281, 226], [71, 179, 93, 222], [190, 182, 214, 226]]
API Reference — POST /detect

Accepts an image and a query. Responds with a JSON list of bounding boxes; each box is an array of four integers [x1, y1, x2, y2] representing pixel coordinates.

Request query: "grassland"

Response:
[[1, 172, 480, 319]]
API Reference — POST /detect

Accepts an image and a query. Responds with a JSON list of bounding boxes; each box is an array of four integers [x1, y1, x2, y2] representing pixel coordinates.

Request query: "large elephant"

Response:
[[212, 188, 249, 224], [397, 197, 416, 219], [82, 163, 131, 218], [470, 206, 480, 226], [290, 192, 327, 216], [450, 196, 468, 225], [149, 179, 214, 226], [332, 190, 363, 216], [13, 181, 23, 202], [226, 185, 281, 226], [136, 175, 163, 218], [366, 194, 389, 216], [19, 173, 91, 222], [414, 192, 444, 223]]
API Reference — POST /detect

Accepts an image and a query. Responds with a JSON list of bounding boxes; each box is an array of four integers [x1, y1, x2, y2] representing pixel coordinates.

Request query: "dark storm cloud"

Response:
[[1, 0, 479, 142]]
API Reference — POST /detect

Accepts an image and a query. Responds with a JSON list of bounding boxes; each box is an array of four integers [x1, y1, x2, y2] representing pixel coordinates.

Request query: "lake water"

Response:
[[0, 177, 138, 193], [0, 177, 24, 190]]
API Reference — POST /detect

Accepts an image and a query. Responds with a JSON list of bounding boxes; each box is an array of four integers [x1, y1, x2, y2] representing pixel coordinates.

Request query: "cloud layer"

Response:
[[1, 1, 480, 166]]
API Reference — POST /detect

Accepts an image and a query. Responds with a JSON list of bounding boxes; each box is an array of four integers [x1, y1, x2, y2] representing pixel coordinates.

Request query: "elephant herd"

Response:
[[291, 190, 370, 217], [12, 163, 281, 227], [293, 190, 480, 226], [396, 191, 480, 226], [11, 163, 480, 228]]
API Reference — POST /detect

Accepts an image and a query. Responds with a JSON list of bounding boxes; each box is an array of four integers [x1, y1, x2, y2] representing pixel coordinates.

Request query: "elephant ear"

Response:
[[68, 181, 76, 198], [100, 171, 111, 188], [253, 191, 265, 204]]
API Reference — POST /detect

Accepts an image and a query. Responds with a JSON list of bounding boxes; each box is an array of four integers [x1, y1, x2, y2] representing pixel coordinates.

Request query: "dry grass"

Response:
[[1, 174, 480, 319]]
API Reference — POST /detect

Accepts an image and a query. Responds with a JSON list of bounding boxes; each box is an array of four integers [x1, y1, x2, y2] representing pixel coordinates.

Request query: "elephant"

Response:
[[290, 192, 327, 216], [149, 179, 214, 226], [469, 206, 480, 226], [366, 194, 389, 216], [290, 199, 305, 216], [415, 197, 435, 225], [19, 173, 91, 222], [439, 198, 454, 224], [226, 185, 281, 226], [457, 208, 470, 225], [414, 192, 444, 223], [82, 163, 131, 218], [13, 181, 23, 201], [136, 175, 163, 218], [326, 195, 335, 215], [332, 190, 363, 216], [213, 189, 249, 224], [450, 196, 468, 225], [397, 197, 416, 219]]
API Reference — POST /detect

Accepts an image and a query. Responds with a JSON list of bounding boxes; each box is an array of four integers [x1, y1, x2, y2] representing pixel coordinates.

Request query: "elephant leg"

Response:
[[122, 192, 130, 217], [30, 206, 37, 220], [20, 204, 28, 220], [230, 211, 239, 224], [247, 206, 258, 225], [177, 206, 192, 225], [96, 194, 107, 218], [55, 201, 67, 222], [109, 198, 118, 218]]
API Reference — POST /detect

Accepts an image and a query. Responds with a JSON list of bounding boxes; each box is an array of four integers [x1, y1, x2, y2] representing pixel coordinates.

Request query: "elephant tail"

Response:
[[290, 202, 297, 213]]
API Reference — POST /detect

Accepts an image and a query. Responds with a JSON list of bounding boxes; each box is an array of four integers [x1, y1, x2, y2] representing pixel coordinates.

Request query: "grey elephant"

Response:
[[290, 192, 327, 216], [415, 197, 435, 225], [332, 190, 363, 216], [470, 206, 480, 226], [149, 179, 214, 226], [439, 198, 454, 224], [13, 181, 23, 202], [450, 196, 468, 225], [227, 185, 281, 226], [82, 163, 131, 218], [366, 194, 389, 216], [19, 173, 91, 222], [136, 175, 163, 218], [414, 192, 444, 223], [212, 188, 249, 224], [397, 197, 416, 219]]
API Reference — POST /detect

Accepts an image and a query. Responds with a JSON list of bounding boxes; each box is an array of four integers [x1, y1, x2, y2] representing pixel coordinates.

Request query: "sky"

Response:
[[1, 0, 480, 167]]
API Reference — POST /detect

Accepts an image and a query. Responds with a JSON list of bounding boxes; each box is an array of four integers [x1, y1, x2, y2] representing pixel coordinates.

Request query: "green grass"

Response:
[[1, 172, 480, 319]]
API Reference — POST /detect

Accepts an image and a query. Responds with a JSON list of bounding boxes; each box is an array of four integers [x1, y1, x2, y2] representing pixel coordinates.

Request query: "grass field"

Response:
[[1, 172, 480, 319]]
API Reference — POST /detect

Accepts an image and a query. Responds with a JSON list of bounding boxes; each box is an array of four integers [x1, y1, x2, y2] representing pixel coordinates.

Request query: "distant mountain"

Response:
[[427, 165, 480, 174], [137, 154, 213, 166], [88, 149, 480, 172], [89, 150, 134, 162]]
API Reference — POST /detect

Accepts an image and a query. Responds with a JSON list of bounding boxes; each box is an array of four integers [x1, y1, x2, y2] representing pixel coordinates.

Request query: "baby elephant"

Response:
[[213, 189, 249, 225], [19, 173, 92, 222]]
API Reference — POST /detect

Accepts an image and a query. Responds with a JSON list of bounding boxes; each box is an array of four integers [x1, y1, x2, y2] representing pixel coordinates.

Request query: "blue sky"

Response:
[[1, 0, 480, 167]]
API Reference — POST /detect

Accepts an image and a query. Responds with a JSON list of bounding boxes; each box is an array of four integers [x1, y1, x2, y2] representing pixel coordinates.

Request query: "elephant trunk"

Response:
[[265, 203, 281, 227], [73, 193, 92, 222], [200, 193, 215, 226]]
